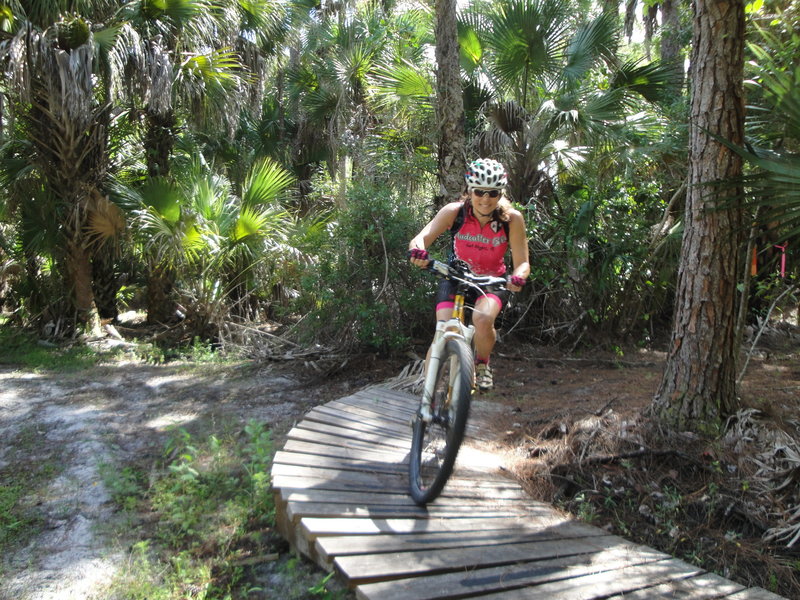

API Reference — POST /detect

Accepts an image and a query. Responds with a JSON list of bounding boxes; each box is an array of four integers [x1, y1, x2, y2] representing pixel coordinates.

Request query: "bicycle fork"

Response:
[[419, 320, 474, 423]]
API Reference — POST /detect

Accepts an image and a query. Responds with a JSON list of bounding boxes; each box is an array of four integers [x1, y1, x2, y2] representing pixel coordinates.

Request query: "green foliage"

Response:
[[0, 328, 102, 371], [296, 181, 432, 351], [519, 173, 678, 344], [106, 420, 285, 599], [0, 425, 63, 555], [0, 482, 43, 552]]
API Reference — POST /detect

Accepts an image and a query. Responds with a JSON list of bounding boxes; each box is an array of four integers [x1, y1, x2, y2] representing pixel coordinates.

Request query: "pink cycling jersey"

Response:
[[452, 204, 508, 276]]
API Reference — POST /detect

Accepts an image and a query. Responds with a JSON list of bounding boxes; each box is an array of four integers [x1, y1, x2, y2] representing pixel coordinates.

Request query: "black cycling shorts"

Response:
[[434, 278, 509, 313]]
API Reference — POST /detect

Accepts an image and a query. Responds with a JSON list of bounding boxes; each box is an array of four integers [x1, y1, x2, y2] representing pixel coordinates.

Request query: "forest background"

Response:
[[1, 0, 799, 598]]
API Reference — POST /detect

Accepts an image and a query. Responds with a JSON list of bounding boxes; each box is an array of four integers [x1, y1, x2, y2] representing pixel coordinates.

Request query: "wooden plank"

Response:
[[281, 475, 529, 500], [316, 520, 608, 565], [324, 400, 414, 426], [303, 406, 411, 439], [280, 486, 532, 508], [273, 450, 408, 474], [282, 438, 408, 461], [286, 426, 395, 452], [335, 390, 496, 446], [272, 461, 522, 491], [725, 589, 788, 599], [334, 534, 623, 585], [475, 557, 704, 599], [354, 544, 671, 600], [605, 571, 743, 598], [294, 420, 410, 450], [340, 390, 416, 413], [274, 480, 534, 506], [330, 393, 415, 415], [272, 473, 406, 494], [287, 500, 540, 524], [272, 463, 404, 490], [299, 514, 567, 541], [352, 387, 420, 406]]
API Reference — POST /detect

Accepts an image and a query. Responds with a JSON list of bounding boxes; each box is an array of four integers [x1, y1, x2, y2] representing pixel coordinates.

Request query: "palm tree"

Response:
[[1, 7, 125, 334], [127, 151, 297, 335], [114, 0, 277, 323], [285, 0, 434, 204], [460, 0, 679, 205]]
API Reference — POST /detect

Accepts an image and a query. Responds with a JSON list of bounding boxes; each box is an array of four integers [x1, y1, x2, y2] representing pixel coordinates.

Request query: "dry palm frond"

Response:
[[369, 359, 424, 394], [724, 409, 800, 547]]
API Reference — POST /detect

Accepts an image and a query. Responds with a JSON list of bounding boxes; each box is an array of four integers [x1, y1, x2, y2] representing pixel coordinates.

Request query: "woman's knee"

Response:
[[472, 309, 498, 331]]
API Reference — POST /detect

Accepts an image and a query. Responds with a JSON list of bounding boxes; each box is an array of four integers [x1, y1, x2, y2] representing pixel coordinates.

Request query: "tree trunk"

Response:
[[660, 0, 685, 93], [434, 0, 466, 208], [146, 111, 176, 178], [651, 0, 746, 431], [64, 238, 102, 336], [91, 249, 119, 321], [146, 264, 177, 325]]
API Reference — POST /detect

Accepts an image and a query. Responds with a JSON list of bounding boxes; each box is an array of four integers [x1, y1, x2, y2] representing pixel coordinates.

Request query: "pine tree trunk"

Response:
[[434, 0, 466, 208], [660, 0, 684, 93], [652, 0, 746, 431]]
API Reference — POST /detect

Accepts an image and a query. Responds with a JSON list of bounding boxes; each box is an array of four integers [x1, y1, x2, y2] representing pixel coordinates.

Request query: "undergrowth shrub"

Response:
[[296, 182, 433, 351], [515, 181, 679, 347]]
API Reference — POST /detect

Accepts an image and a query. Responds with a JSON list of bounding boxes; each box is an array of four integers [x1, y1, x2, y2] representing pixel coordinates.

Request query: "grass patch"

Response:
[[103, 420, 350, 600], [0, 327, 238, 373], [0, 329, 103, 371], [0, 426, 63, 555], [0, 482, 44, 551]]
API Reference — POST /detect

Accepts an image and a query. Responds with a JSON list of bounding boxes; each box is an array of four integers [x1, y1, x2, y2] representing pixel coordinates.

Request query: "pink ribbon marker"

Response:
[[775, 243, 787, 278]]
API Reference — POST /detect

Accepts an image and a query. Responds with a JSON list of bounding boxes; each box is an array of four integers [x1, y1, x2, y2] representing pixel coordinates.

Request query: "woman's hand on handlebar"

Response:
[[506, 274, 527, 293], [408, 248, 430, 269]]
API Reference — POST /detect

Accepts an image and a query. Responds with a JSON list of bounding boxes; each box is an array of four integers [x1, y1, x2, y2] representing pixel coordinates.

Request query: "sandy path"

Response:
[[0, 362, 311, 600]]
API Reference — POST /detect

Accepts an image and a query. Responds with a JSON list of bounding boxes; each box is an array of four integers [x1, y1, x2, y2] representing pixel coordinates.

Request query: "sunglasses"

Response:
[[472, 189, 501, 198]]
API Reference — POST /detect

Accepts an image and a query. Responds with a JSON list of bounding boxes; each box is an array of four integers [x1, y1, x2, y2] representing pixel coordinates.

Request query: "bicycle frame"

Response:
[[420, 290, 475, 421], [417, 258, 508, 422]]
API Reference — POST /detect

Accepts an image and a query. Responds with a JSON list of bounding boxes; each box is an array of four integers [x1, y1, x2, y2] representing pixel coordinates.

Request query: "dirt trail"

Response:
[[0, 361, 322, 600]]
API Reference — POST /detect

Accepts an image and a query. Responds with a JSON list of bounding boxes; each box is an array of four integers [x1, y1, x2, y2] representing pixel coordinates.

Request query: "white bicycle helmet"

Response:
[[464, 158, 507, 189]]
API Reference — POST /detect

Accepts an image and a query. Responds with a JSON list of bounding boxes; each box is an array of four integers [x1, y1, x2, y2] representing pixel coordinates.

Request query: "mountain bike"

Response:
[[408, 257, 508, 505]]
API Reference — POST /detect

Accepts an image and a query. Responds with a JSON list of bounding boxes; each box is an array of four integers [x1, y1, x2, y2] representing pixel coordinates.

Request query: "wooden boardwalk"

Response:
[[271, 386, 786, 599]]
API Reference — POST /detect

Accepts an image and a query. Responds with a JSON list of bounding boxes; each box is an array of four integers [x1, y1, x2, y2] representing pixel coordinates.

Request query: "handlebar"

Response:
[[408, 252, 508, 293]]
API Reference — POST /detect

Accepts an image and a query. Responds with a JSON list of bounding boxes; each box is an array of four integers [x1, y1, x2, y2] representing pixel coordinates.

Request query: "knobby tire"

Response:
[[409, 337, 473, 505]]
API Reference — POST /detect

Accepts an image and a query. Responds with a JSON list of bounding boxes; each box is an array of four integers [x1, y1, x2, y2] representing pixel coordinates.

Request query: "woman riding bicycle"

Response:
[[408, 158, 530, 391]]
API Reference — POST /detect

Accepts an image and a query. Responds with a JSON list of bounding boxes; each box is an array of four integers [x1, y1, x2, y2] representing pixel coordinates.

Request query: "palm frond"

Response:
[[180, 47, 248, 90], [562, 12, 617, 85], [140, 0, 207, 24], [234, 204, 288, 242], [85, 191, 126, 250], [610, 59, 682, 103], [242, 158, 295, 207], [485, 0, 572, 87], [370, 59, 433, 113], [139, 178, 183, 223], [458, 21, 483, 73]]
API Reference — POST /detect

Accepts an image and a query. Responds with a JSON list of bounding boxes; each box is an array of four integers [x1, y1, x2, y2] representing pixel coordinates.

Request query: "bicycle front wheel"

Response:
[[409, 337, 474, 505]]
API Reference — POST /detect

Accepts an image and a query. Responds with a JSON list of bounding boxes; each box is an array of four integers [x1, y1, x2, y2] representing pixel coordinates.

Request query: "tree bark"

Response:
[[64, 236, 102, 336], [434, 0, 466, 208], [660, 0, 685, 93], [652, 0, 746, 431], [146, 264, 177, 325]]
